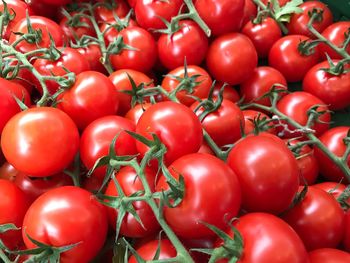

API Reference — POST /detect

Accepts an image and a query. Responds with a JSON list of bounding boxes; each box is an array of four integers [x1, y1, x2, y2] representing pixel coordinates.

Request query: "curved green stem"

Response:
[[181, 0, 211, 37]]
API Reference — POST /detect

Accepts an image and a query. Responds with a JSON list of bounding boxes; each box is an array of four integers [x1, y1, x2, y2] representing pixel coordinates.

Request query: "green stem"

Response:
[[181, 0, 211, 37], [342, 143, 350, 163], [203, 130, 227, 160], [0, 249, 11, 263]]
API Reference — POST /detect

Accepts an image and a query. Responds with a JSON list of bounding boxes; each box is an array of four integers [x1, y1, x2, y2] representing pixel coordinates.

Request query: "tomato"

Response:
[[76, 44, 106, 74], [240, 66, 287, 107], [313, 182, 348, 201], [0, 0, 30, 40], [80, 116, 138, 179], [57, 71, 119, 130], [276, 91, 331, 138], [309, 248, 350, 263], [128, 239, 176, 262], [110, 26, 157, 73], [125, 103, 152, 125], [206, 32, 258, 85], [109, 69, 154, 116], [242, 17, 282, 58], [59, 12, 96, 42], [1, 107, 79, 177], [227, 133, 299, 214], [9, 16, 65, 54], [135, 0, 183, 30], [156, 153, 241, 239], [100, 18, 138, 45], [32, 0, 72, 6], [195, 0, 245, 36], [135, 101, 203, 165], [212, 82, 240, 103], [217, 213, 308, 263], [32, 47, 90, 95], [22, 186, 108, 263], [162, 65, 212, 106], [313, 126, 350, 183], [282, 186, 345, 250], [197, 143, 215, 155], [241, 0, 257, 26], [287, 1, 333, 39], [344, 210, 350, 252], [0, 179, 30, 249], [105, 166, 159, 238], [158, 20, 208, 70], [242, 110, 276, 135], [94, 0, 130, 22], [26, 0, 58, 18], [302, 60, 350, 111], [191, 99, 244, 147], [319, 22, 350, 59], [262, 0, 290, 6]]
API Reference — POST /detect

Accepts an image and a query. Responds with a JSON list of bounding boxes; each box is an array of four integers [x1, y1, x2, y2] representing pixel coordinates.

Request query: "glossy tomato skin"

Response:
[[313, 126, 350, 182], [240, 66, 287, 106], [242, 110, 276, 135], [105, 166, 159, 238], [32, 47, 90, 95], [135, 101, 203, 165], [287, 1, 333, 39], [191, 99, 244, 147], [319, 22, 350, 59], [156, 153, 241, 239], [80, 116, 138, 179], [242, 17, 282, 58], [313, 182, 348, 201], [242, 0, 257, 26], [195, 0, 245, 36], [227, 133, 299, 214], [110, 26, 157, 73], [1, 107, 79, 177], [158, 20, 209, 70], [135, 0, 183, 30], [308, 248, 350, 263], [57, 71, 119, 130], [206, 32, 258, 85], [9, 16, 65, 54], [128, 239, 176, 262], [268, 35, 320, 82], [0, 179, 30, 250], [218, 213, 309, 263], [302, 60, 350, 111], [22, 186, 108, 263], [94, 0, 130, 22], [76, 44, 106, 73], [276, 91, 331, 138], [162, 65, 212, 106], [212, 82, 240, 103], [282, 186, 345, 251], [125, 103, 152, 125], [109, 69, 154, 116]]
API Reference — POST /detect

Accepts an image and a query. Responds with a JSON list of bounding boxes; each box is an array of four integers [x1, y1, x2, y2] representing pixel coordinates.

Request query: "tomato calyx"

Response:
[[12, 13, 43, 46], [101, 9, 133, 33], [0, 1, 15, 33], [320, 56, 350, 76], [297, 38, 320, 56], [307, 8, 325, 23], [336, 184, 350, 210]]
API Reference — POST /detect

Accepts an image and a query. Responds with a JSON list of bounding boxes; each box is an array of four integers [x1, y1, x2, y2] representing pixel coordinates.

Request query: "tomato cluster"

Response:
[[0, 0, 350, 262]]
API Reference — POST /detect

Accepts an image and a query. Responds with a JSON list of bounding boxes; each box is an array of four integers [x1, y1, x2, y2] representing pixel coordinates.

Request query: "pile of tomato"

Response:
[[0, 0, 350, 262]]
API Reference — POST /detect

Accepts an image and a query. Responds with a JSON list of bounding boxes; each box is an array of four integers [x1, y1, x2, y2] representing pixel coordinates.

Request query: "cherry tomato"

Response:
[[212, 82, 240, 103], [128, 239, 176, 262], [125, 103, 152, 125], [206, 32, 258, 85], [94, 0, 130, 22], [242, 0, 257, 26], [22, 186, 108, 263], [76, 44, 106, 74], [1, 107, 79, 177], [156, 153, 241, 239], [309, 248, 350, 263], [313, 182, 348, 201], [242, 110, 276, 135]]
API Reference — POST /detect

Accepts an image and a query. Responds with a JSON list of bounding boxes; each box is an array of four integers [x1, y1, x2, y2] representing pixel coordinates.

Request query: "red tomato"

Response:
[[268, 35, 320, 82], [109, 69, 154, 116], [161, 65, 212, 106], [158, 20, 208, 70], [227, 133, 299, 214], [110, 26, 157, 73], [57, 71, 119, 130], [302, 60, 350, 111], [276, 91, 331, 138], [240, 66, 287, 107], [128, 239, 176, 262], [241, 0, 257, 26], [282, 186, 345, 250], [309, 248, 350, 263], [242, 17, 282, 58], [206, 32, 258, 85], [80, 116, 138, 179], [76, 44, 106, 74], [344, 210, 350, 252], [212, 82, 240, 103], [32, 0, 72, 6], [156, 153, 241, 239], [94, 0, 130, 22], [217, 213, 308, 263], [313, 126, 350, 182], [313, 182, 348, 200], [135, 0, 183, 30], [125, 103, 152, 125], [191, 99, 244, 147], [1, 107, 79, 177], [22, 186, 108, 263], [26, 0, 58, 18], [319, 22, 350, 59], [197, 143, 215, 155], [287, 1, 333, 39], [32, 47, 90, 95], [0, 179, 30, 249], [242, 110, 276, 135], [135, 101, 203, 165], [100, 18, 138, 45], [262, 0, 290, 6], [9, 16, 65, 54], [195, 0, 245, 36], [105, 166, 159, 238], [59, 12, 96, 42]]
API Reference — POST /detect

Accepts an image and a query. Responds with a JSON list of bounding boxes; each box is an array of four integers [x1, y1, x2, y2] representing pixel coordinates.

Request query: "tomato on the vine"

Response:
[[308, 248, 350, 263], [129, 239, 176, 262]]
